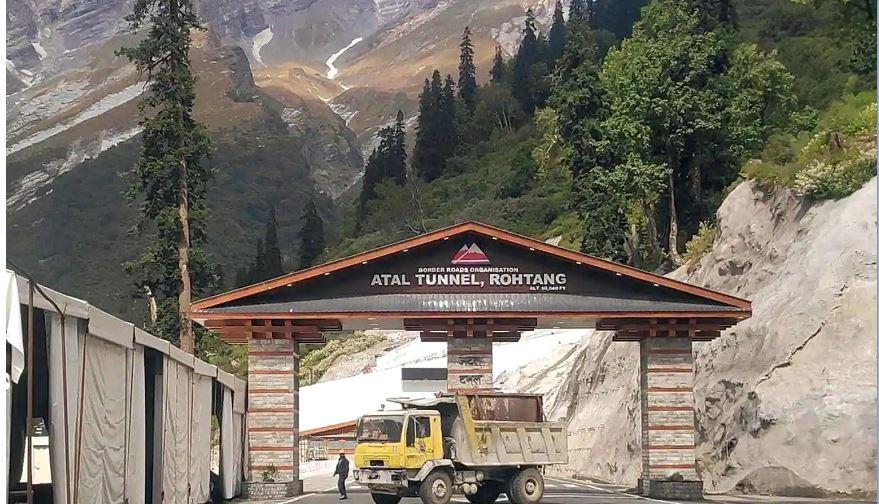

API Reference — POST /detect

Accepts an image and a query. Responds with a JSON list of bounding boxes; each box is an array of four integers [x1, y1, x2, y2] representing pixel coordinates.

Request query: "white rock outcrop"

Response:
[[541, 178, 877, 497]]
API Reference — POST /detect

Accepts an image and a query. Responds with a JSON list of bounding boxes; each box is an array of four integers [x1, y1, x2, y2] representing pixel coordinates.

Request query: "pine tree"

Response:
[[548, 1, 567, 66], [441, 74, 459, 162], [119, 0, 216, 350], [359, 126, 392, 221], [251, 239, 266, 282], [299, 199, 325, 269], [233, 267, 249, 288], [262, 206, 284, 279], [387, 110, 408, 185], [358, 111, 408, 225], [413, 71, 448, 181], [440, 75, 460, 160], [442, 74, 457, 120], [569, 0, 587, 23], [458, 26, 478, 114], [490, 46, 506, 83], [512, 9, 541, 112]]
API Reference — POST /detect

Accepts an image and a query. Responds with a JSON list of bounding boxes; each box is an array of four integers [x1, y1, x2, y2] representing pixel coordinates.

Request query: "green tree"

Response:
[[548, 1, 568, 66], [550, 19, 605, 177], [441, 74, 459, 148], [413, 71, 458, 181], [548, 18, 628, 260], [458, 27, 479, 113], [690, 0, 737, 30], [490, 45, 506, 83], [468, 85, 524, 141], [299, 199, 326, 269], [413, 72, 443, 181], [359, 126, 392, 219], [592, 0, 649, 39], [600, 0, 796, 265], [387, 110, 408, 185], [569, 0, 587, 23], [512, 9, 542, 112], [793, 0, 876, 76], [119, 0, 216, 350], [359, 110, 408, 223], [262, 206, 284, 279]]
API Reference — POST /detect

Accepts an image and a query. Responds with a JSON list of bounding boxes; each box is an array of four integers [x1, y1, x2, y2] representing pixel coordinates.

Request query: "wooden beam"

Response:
[[404, 317, 538, 329], [198, 310, 751, 321], [220, 332, 327, 344], [419, 331, 521, 342], [407, 324, 528, 333]]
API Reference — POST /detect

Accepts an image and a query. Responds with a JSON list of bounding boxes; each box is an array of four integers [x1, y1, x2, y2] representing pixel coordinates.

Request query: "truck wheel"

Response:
[[371, 493, 402, 504], [420, 471, 453, 504], [465, 481, 503, 504], [508, 468, 544, 504]]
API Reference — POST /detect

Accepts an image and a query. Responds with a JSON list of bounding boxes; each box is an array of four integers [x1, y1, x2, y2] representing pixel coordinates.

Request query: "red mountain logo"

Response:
[[452, 243, 490, 265]]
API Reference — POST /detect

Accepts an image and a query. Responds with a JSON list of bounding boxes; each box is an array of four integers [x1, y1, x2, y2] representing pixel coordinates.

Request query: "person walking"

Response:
[[334, 451, 350, 500]]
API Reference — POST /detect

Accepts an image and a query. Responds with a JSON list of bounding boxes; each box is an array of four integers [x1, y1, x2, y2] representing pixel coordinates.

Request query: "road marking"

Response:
[[278, 490, 329, 504], [582, 483, 680, 504]]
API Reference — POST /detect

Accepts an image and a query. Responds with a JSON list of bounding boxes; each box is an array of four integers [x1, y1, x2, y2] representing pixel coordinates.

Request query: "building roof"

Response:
[[192, 221, 750, 335]]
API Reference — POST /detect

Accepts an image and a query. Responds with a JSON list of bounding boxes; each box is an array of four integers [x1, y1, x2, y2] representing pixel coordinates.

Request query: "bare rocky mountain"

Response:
[[6, 0, 555, 210], [536, 178, 877, 498], [6, 0, 558, 318]]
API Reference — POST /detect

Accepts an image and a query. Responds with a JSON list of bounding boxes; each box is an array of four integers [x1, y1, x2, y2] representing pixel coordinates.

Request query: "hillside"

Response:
[[538, 178, 877, 497], [6, 30, 363, 320]]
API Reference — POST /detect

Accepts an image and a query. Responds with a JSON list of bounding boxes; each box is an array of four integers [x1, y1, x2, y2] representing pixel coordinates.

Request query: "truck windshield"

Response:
[[357, 416, 404, 443]]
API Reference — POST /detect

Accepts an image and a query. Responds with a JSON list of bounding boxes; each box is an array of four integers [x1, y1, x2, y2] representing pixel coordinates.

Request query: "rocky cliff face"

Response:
[[541, 178, 878, 497]]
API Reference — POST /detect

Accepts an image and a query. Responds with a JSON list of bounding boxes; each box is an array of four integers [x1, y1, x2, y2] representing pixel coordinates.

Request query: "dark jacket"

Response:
[[334, 457, 350, 478]]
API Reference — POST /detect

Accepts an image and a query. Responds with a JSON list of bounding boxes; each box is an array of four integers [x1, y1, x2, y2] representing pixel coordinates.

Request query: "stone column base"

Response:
[[241, 479, 304, 499], [639, 479, 703, 500]]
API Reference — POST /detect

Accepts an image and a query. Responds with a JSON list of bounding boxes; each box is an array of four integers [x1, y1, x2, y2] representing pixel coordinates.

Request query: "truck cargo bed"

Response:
[[452, 419, 568, 466]]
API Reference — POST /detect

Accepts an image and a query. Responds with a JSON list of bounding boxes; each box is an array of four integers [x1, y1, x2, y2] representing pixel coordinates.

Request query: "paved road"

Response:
[[237, 471, 872, 504]]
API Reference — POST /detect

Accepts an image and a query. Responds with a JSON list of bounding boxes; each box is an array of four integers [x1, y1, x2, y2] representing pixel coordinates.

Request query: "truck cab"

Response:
[[354, 410, 443, 472]]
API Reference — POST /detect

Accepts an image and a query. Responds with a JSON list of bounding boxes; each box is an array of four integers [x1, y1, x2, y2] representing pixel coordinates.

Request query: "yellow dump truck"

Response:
[[352, 393, 567, 504]]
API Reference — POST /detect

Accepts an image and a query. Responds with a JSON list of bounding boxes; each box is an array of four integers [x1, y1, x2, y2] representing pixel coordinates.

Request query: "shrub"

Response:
[[683, 222, 717, 264], [794, 152, 877, 198]]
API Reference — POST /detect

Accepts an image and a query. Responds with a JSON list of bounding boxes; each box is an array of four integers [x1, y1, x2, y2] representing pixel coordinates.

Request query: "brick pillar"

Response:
[[447, 337, 493, 391], [246, 339, 302, 494], [639, 337, 702, 500]]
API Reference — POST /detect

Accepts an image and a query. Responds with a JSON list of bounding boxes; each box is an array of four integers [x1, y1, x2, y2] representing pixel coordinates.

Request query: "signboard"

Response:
[[367, 241, 568, 293], [245, 231, 721, 308]]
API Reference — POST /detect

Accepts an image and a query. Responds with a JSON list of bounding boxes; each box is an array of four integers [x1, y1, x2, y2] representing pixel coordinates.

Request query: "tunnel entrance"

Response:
[[191, 221, 751, 500]]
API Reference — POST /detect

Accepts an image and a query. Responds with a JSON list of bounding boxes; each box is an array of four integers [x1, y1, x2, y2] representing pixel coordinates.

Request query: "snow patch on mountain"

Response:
[[32, 41, 48, 60], [326, 37, 363, 80], [8, 81, 145, 155], [251, 27, 273, 66]]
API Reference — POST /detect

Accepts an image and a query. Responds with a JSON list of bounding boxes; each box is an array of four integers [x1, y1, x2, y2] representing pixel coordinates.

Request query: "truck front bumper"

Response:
[[353, 468, 409, 488]]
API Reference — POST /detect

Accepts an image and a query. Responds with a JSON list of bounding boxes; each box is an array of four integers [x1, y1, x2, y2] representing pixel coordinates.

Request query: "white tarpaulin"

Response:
[[233, 378, 246, 492], [162, 356, 193, 504], [5, 270, 24, 382], [221, 387, 236, 499], [126, 344, 146, 504], [75, 335, 129, 503], [48, 313, 84, 504], [233, 412, 244, 495], [4, 270, 23, 503], [189, 374, 213, 503]]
